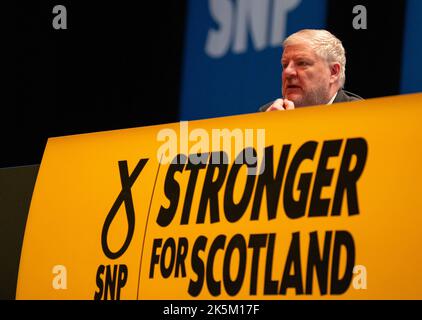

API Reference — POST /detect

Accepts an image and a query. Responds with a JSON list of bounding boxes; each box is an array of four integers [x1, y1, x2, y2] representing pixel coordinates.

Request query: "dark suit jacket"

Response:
[[258, 89, 363, 112]]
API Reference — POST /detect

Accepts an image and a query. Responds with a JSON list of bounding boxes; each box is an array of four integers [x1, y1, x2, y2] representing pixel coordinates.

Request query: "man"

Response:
[[259, 29, 362, 112]]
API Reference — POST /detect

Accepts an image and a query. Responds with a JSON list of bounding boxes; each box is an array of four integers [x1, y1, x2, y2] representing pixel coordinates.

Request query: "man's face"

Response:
[[281, 43, 334, 107]]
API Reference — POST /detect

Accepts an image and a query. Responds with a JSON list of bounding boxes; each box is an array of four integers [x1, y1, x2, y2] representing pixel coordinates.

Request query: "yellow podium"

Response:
[[17, 94, 422, 299]]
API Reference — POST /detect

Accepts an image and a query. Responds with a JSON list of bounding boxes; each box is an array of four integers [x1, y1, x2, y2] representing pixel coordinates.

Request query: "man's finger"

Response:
[[283, 99, 295, 110], [266, 99, 285, 111]]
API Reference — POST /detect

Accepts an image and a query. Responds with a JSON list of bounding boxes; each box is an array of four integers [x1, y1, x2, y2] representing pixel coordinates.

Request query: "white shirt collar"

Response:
[[327, 92, 338, 105]]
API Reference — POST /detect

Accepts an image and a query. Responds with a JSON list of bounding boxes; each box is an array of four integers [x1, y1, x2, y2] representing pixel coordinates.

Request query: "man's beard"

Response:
[[287, 85, 331, 107]]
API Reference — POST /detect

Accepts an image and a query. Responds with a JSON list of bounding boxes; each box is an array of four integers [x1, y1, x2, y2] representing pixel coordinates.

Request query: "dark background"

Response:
[[6, 0, 407, 168]]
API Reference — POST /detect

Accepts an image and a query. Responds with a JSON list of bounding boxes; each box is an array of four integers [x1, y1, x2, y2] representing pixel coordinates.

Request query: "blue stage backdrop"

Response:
[[401, 0, 422, 94], [180, 0, 327, 121]]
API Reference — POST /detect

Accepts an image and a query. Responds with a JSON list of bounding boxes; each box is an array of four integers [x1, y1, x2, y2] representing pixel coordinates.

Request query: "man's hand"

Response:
[[266, 98, 295, 111]]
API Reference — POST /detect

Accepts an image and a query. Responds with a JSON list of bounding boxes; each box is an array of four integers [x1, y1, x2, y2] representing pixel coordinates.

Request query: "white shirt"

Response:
[[327, 92, 338, 105]]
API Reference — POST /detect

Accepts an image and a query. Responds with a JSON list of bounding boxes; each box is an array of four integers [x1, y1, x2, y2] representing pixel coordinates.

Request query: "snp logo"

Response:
[[94, 159, 148, 300], [205, 0, 301, 58]]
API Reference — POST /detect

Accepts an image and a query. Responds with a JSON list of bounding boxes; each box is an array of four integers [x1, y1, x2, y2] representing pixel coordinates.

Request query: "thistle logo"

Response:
[[95, 159, 148, 300]]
